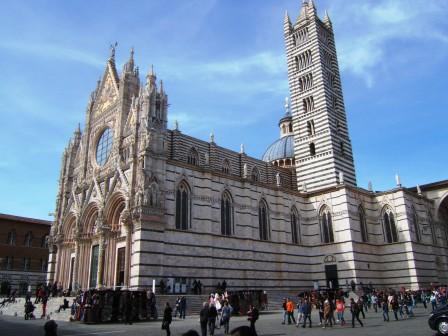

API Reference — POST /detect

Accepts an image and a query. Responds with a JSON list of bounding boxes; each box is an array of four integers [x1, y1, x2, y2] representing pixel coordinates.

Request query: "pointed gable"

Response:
[[94, 60, 120, 116]]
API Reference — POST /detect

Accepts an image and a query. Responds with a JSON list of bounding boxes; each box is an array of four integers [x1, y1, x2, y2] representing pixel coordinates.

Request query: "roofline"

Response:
[[408, 179, 448, 192], [0, 213, 52, 226]]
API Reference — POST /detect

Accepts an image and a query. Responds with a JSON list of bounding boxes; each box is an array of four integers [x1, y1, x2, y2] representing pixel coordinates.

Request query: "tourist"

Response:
[[162, 302, 172, 336], [322, 299, 332, 328], [41, 294, 48, 319], [221, 301, 233, 335], [391, 295, 399, 321], [247, 304, 259, 336], [382, 298, 390, 321], [301, 298, 312, 328], [208, 303, 218, 336], [230, 326, 256, 336], [350, 298, 363, 328], [317, 297, 324, 325], [183, 331, 200, 336], [200, 302, 209, 336], [286, 298, 296, 324], [180, 296, 187, 319], [281, 298, 287, 324], [431, 292, 437, 311], [371, 293, 378, 313], [295, 297, 304, 326], [358, 297, 365, 318], [44, 320, 58, 336], [336, 298, 345, 325], [57, 298, 69, 313]]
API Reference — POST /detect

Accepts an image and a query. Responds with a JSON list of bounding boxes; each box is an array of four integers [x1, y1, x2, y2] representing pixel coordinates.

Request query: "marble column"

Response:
[[123, 224, 133, 288], [72, 238, 81, 292], [46, 243, 58, 284], [96, 234, 106, 288]]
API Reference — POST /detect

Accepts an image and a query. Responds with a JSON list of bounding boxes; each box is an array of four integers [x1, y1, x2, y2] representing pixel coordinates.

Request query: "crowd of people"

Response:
[[7, 280, 448, 336], [278, 286, 447, 329]]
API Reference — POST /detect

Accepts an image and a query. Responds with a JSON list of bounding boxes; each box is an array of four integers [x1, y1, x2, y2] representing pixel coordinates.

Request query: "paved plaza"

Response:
[[0, 306, 437, 336]]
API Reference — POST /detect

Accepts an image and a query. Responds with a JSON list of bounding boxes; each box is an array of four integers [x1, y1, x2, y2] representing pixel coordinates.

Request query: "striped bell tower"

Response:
[[284, 0, 356, 192]]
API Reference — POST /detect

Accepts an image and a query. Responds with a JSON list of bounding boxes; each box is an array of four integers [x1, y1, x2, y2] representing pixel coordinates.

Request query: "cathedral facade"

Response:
[[48, 1, 448, 293]]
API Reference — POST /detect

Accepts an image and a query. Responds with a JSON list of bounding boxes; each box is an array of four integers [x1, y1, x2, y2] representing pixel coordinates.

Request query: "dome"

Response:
[[262, 135, 294, 162]]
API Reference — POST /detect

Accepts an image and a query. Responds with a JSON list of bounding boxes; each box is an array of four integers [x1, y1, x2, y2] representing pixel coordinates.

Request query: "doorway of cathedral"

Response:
[[89, 245, 99, 288], [325, 264, 339, 290]]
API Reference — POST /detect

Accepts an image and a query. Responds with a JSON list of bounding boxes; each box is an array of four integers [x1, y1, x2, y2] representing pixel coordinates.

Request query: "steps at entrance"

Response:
[[0, 297, 73, 321]]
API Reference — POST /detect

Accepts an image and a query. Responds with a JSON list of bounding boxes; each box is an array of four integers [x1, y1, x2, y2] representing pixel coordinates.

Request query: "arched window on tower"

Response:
[[291, 206, 300, 244], [358, 206, 368, 242], [187, 147, 199, 166], [288, 123, 293, 133], [382, 206, 398, 243], [175, 181, 190, 230], [259, 199, 270, 241], [320, 206, 334, 243], [251, 167, 260, 183], [411, 206, 421, 242], [307, 120, 315, 136], [221, 191, 233, 236], [309, 143, 316, 156]]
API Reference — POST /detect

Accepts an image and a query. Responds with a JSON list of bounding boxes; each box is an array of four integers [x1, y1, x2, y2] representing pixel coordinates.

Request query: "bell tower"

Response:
[[284, 0, 356, 192]]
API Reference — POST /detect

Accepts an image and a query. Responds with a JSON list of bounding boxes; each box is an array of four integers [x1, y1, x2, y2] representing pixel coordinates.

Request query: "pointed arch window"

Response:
[[7, 230, 16, 246], [411, 206, 421, 242], [291, 207, 301, 244], [307, 120, 315, 136], [358, 206, 368, 242], [320, 206, 334, 243], [251, 167, 260, 183], [222, 159, 231, 174], [175, 181, 190, 230], [221, 191, 233, 236], [258, 200, 270, 241], [383, 207, 398, 243], [187, 148, 199, 166]]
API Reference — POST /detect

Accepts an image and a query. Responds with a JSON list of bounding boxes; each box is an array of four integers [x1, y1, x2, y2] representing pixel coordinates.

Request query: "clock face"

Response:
[[96, 128, 113, 166]]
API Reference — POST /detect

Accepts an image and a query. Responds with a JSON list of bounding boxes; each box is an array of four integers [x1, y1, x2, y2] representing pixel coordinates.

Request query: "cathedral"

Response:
[[48, 0, 448, 293]]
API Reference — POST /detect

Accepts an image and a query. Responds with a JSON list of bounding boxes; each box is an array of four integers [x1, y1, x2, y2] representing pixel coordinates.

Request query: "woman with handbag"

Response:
[[162, 302, 173, 336]]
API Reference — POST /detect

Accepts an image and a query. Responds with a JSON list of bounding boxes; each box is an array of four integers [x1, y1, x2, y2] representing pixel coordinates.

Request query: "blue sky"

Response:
[[0, 0, 447, 220]]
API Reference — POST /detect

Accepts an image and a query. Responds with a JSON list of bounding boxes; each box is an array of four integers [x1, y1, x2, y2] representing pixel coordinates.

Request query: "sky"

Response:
[[0, 0, 447, 220]]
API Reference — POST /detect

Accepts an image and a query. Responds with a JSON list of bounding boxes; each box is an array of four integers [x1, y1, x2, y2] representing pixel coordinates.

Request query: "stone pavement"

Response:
[[0, 306, 437, 336]]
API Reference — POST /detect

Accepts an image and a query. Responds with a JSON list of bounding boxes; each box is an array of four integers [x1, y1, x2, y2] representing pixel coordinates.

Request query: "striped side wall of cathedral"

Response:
[[129, 155, 447, 291]]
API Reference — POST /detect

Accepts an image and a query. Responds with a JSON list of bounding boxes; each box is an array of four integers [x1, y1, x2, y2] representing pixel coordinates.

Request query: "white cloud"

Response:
[[329, 0, 448, 87], [0, 41, 103, 68]]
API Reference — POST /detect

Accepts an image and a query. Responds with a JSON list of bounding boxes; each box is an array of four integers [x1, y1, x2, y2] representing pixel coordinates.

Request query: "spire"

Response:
[[284, 10, 292, 27], [159, 80, 164, 94], [109, 42, 118, 62], [122, 47, 135, 74], [323, 10, 332, 27], [146, 65, 156, 85], [297, 1, 308, 22]]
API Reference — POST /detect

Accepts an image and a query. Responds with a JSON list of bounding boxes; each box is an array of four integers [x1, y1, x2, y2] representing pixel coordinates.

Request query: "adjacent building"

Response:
[[0, 213, 51, 294], [47, 0, 448, 294]]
